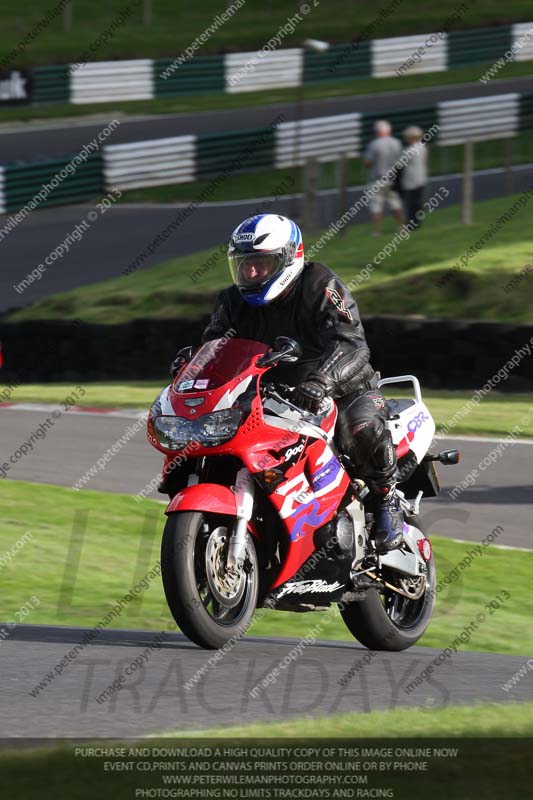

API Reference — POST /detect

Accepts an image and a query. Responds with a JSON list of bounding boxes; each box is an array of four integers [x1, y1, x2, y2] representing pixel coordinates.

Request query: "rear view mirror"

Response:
[[257, 337, 302, 368], [273, 336, 302, 362], [171, 345, 194, 377]]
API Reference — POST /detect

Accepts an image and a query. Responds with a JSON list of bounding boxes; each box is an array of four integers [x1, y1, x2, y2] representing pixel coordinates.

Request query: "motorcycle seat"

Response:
[[386, 398, 416, 419]]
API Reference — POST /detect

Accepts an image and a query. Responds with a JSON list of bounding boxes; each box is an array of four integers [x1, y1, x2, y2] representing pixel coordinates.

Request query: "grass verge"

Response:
[[6, 194, 533, 325], [1, 481, 532, 656], [1, 1, 531, 67], [162, 701, 533, 737], [1, 384, 532, 438], [0, 381, 161, 409], [1, 704, 532, 800]]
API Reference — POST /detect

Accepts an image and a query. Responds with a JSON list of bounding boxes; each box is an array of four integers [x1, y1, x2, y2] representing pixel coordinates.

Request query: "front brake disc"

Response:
[[205, 526, 247, 608]]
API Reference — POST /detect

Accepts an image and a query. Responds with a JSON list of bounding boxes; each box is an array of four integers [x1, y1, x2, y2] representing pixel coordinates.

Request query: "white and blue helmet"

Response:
[[228, 214, 304, 307]]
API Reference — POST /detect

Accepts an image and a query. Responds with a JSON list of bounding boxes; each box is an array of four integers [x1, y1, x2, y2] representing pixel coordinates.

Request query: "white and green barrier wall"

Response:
[[1, 91, 532, 214], [1, 22, 532, 107]]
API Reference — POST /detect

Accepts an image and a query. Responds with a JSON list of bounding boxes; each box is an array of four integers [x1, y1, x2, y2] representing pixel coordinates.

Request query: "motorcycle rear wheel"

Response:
[[340, 515, 435, 651], [161, 511, 258, 650]]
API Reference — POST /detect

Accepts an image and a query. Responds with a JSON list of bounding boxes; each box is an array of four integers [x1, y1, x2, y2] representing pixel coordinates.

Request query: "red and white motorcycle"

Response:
[[147, 336, 459, 650]]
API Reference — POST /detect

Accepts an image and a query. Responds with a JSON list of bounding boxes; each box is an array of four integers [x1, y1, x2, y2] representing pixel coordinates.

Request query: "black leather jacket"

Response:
[[202, 261, 376, 398]]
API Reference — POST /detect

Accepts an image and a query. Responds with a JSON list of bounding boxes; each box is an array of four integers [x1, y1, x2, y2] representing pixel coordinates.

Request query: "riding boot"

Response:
[[373, 486, 404, 553]]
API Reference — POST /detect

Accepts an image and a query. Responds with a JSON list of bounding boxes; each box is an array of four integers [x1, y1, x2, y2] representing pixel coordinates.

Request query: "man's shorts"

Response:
[[369, 183, 403, 214]]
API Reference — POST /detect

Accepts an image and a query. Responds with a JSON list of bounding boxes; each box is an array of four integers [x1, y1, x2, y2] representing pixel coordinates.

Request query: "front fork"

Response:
[[226, 467, 255, 570]]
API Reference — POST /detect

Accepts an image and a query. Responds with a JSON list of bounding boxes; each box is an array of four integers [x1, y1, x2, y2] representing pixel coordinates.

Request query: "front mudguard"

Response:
[[165, 483, 238, 516]]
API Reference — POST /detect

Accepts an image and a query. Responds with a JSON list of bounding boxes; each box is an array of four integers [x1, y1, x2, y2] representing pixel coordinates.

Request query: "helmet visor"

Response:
[[229, 252, 284, 290]]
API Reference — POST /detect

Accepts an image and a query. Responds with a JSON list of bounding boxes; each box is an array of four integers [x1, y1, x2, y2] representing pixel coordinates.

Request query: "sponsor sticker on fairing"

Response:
[[407, 410, 430, 432], [194, 379, 210, 389], [284, 443, 304, 460], [178, 380, 195, 391], [277, 579, 343, 598]]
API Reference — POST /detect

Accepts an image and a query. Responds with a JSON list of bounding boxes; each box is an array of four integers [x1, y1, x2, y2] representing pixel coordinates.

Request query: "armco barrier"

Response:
[[448, 25, 512, 68], [69, 59, 153, 104], [103, 136, 196, 191], [438, 94, 519, 145], [2, 89, 529, 210], [2, 154, 103, 213], [195, 126, 276, 180], [0, 168, 5, 214], [275, 113, 362, 168], [303, 41, 372, 82], [225, 48, 303, 93], [372, 32, 447, 77], [154, 54, 225, 96], [513, 22, 533, 60], [0, 316, 532, 389], [16, 20, 533, 107], [31, 65, 70, 103], [519, 91, 533, 132]]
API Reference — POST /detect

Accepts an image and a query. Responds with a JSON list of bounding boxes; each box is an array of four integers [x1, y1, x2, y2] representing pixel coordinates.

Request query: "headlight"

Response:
[[153, 410, 242, 450]]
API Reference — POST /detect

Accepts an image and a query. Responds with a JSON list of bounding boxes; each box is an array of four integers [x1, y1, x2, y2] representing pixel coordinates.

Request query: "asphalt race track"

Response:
[[1, 624, 532, 737], [1, 75, 533, 163], [1, 407, 532, 737], [1, 164, 532, 313], [1, 407, 532, 548]]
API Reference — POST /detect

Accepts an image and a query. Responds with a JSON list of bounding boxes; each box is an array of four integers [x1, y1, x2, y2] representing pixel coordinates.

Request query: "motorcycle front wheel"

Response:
[[161, 511, 258, 650]]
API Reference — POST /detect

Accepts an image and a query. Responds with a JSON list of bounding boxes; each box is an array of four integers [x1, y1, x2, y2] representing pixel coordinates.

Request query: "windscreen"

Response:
[[175, 337, 267, 390]]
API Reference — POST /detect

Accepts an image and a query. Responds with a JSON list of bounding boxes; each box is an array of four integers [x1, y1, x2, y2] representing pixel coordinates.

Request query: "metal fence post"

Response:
[[504, 138, 513, 195], [303, 157, 320, 233], [63, 0, 73, 31], [143, 0, 152, 26], [337, 154, 349, 235], [462, 140, 474, 225], [290, 83, 305, 220]]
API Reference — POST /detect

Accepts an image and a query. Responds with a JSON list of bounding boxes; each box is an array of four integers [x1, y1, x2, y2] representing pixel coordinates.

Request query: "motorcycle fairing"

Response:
[[267, 437, 351, 588], [264, 510, 355, 608], [389, 399, 435, 461]]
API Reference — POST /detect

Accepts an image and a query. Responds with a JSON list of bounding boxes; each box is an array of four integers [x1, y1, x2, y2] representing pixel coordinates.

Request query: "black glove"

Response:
[[293, 377, 327, 413], [170, 346, 194, 377]]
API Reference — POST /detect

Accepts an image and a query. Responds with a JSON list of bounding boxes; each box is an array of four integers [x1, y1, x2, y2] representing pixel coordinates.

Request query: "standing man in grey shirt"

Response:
[[363, 119, 404, 236]]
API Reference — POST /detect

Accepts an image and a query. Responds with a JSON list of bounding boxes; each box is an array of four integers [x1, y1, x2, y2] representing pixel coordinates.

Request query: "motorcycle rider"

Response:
[[165, 214, 403, 553]]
